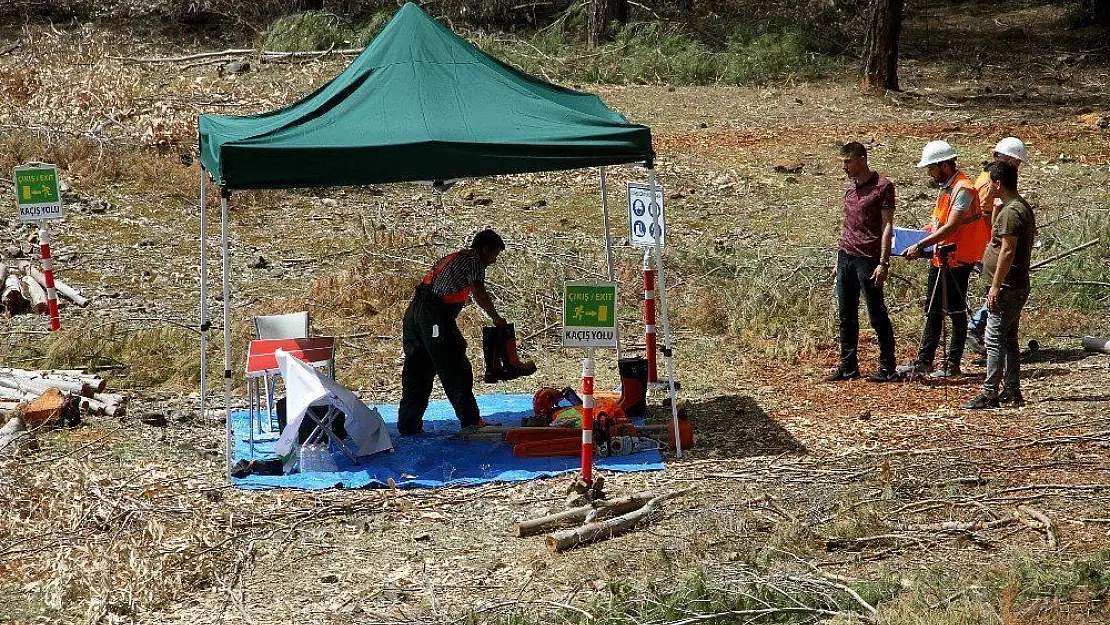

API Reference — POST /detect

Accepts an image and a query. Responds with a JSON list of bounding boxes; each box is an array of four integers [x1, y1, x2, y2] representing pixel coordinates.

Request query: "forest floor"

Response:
[[1, 1, 1108, 624]]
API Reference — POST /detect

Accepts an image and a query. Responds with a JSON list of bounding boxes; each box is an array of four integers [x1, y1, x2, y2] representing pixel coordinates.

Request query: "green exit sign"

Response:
[[13, 164, 65, 222], [563, 283, 617, 348]]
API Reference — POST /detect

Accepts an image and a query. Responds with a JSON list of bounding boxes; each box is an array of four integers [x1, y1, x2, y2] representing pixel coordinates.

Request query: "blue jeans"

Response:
[[835, 251, 896, 374], [982, 287, 1029, 398]]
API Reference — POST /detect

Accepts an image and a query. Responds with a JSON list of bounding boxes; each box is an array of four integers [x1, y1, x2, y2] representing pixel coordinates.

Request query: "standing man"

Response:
[[398, 229, 507, 435], [898, 140, 991, 379], [963, 162, 1035, 409], [826, 142, 897, 382], [968, 137, 1027, 355]]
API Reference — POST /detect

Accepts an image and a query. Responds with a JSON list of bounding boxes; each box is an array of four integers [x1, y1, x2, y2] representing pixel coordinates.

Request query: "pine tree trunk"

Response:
[[1081, 0, 1110, 24], [860, 0, 904, 91], [587, 0, 630, 48]]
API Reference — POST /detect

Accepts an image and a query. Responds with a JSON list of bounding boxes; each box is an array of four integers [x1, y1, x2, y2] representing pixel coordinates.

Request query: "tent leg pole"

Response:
[[599, 167, 622, 361], [646, 169, 682, 458], [199, 168, 208, 422], [220, 189, 234, 478]]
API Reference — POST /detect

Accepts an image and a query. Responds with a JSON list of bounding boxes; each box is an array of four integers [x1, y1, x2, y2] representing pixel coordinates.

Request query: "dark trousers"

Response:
[[916, 263, 973, 369], [836, 251, 896, 373], [398, 286, 480, 434]]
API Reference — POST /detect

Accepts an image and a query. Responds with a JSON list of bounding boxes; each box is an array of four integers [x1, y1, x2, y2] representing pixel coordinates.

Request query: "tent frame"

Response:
[[198, 166, 682, 476]]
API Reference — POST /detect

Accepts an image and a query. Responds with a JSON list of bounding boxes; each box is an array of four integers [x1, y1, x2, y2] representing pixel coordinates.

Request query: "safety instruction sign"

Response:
[[13, 165, 64, 223], [563, 283, 618, 349], [627, 182, 664, 248]]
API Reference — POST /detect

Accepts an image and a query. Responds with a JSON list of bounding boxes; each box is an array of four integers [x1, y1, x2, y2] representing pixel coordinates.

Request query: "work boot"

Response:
[[866, 369, 897, 383], [961, 394, 1000, 410], [825, 367, 860, 382], [616, 357, 648, 419], [998, 388, 1026, 407], [482, 326, 506, 383], [928, 363, 962, 379], [894, 362, 930, 381], [497, 323, 537, 381]]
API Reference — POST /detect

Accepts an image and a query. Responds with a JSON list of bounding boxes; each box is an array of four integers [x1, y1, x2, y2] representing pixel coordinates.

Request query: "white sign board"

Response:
[[13, 164, 65, 223], [627, 182, 664, 248], [562, 283, 618, 349]]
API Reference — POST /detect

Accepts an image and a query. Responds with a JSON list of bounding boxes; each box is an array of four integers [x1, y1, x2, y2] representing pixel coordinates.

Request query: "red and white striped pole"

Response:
[[580, 352, 596, 483], [38, 222, 61, 331], [642, 250, 658, 383]]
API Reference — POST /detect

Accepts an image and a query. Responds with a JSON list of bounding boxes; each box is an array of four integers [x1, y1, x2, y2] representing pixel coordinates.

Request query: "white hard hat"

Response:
[[916, 140, 957, 168], [993, 137, 1027, 162]]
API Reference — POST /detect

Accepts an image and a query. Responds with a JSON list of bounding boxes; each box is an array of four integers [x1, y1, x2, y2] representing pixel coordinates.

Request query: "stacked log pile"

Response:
[[0, 368, 126, 422], [0, 260, 88, 317]]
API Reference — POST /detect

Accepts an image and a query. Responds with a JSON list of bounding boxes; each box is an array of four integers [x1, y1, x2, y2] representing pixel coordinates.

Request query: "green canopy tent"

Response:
[[197, 2, 681, 473]]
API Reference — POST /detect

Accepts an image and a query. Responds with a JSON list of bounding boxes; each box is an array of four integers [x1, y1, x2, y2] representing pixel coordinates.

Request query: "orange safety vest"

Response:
[[974, 170, 999, 226], [931, 171, 991, 267], [421, 251, 473, 305]]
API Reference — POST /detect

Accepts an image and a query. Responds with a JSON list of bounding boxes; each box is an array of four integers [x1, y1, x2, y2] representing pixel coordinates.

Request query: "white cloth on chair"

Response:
[[273, 349, 393, 459]]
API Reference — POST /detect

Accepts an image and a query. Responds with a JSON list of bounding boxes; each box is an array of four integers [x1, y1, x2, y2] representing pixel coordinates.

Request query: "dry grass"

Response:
[[0, 6, 1108, 625]]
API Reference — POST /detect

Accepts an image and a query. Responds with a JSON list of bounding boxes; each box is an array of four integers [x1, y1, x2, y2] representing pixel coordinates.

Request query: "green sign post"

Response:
[[562, 283, 617, 348], [13, 164, 64, 222]]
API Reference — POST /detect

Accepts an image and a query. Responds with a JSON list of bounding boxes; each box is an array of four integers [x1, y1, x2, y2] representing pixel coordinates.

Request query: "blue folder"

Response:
[[892, 227, 933, 257]]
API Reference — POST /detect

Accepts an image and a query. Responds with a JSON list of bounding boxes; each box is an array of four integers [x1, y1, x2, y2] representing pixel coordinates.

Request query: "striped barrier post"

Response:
[[580, 353, 596, 482], [642, 250, 658, 383], [38, 222, 61, 331]]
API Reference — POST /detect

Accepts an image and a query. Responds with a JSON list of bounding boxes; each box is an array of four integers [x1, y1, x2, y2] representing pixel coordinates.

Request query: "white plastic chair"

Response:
[[253, 311, 310, 340]]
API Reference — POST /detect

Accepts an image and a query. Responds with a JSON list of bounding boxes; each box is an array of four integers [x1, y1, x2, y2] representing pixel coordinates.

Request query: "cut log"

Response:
[[1083, 336, 1110, 354], [545, 489, 691, 552], [3, 273, 29, 315], [82, 395, 124, 418], [513, 492, 653, 537], [21, 275, 48, 314], [0, 373, 90, 397], [0, 368, 106, 392], [22, 388, 67, 429], [0, 417, 38, 458], [0, 386, 36, 402], [91, 391, 124, 406], [28, 265, 88, 306]]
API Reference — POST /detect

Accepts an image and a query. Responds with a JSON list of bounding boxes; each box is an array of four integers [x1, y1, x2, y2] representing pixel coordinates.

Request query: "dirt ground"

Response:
[[1, 1, 1109, 623]]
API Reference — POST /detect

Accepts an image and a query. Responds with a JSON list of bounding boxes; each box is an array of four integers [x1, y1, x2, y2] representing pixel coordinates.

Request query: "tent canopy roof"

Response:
[[198, 2, 654, 190]]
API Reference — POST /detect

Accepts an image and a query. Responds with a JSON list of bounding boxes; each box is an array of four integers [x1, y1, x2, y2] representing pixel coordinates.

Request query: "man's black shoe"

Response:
[[231, 459, 253, 479], [825, 368, 860, 382], [961, 394, 1000, 410], [998, 389, 1026, 407], [866, 370, 897, 383]]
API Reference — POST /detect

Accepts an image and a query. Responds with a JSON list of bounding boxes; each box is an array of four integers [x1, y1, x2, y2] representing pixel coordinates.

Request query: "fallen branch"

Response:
[[1016, 505, 1058, 550], [545, 488, 691, 552], [786, 574, 877, 617], [1030, 239, 1099, 270], [513, 492, 653, 537], [110, 47, 364, 64]]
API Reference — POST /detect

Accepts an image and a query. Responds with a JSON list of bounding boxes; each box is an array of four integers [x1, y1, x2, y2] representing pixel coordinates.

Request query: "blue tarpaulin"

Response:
[[231, 394, 665, 490]]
